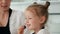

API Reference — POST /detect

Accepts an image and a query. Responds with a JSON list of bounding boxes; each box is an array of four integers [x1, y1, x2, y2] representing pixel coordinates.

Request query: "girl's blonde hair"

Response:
[[26, 1, 50, 24]]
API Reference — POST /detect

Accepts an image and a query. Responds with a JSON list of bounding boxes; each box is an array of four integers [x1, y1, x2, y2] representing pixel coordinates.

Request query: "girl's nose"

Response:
[[25, 19, 29, 24]]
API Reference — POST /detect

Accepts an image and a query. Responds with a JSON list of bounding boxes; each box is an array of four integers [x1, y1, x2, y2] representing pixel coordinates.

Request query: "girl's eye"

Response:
[[29, 18, 32, 19], [25, 18, 32, 20]]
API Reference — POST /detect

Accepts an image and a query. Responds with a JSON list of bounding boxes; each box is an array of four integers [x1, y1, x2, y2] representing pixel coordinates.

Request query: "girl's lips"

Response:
[[26, 24, 31, 27]]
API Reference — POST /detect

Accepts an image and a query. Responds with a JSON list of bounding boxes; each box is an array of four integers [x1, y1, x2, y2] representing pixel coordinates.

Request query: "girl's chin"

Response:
[[27, 26, 34, 30], [28, 27, 34, 30]]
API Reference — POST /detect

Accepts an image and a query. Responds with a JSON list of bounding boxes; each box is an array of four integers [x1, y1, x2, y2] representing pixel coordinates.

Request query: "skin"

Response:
[[0, 0, 11, 11], [18, 26, 24, 34], [25, 10, 46, 34], [0, 0, 11, 27], [18, 9, 46, 34]]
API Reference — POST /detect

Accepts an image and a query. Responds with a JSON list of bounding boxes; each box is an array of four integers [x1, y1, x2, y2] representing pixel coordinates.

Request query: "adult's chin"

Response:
[[0, 6, 9, 11], [1, 8, 9, 11]]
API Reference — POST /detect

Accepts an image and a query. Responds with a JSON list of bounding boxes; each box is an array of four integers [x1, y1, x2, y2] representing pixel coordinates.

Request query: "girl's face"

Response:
[[25, 10, 42, 30]]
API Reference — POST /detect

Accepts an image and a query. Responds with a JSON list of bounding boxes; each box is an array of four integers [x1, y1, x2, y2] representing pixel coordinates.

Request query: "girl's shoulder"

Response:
[[37, 29, 50, 34]]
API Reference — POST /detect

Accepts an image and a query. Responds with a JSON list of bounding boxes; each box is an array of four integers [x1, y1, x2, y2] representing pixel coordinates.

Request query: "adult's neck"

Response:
[[0, 9, 9, 14]]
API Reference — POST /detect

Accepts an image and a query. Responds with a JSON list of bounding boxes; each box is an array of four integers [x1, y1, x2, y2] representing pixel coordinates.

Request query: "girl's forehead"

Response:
[[26, 7, 41, 14], [25, 10, 38, 18], [25, 9, 36, 15], [25, 10, 35, 16]]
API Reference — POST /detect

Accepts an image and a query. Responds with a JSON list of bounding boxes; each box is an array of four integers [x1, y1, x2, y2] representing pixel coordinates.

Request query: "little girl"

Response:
[[18, 1, 50, 34]]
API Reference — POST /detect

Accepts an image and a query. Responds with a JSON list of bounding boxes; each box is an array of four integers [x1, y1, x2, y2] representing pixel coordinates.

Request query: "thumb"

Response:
[[18, 26, 25, 34]]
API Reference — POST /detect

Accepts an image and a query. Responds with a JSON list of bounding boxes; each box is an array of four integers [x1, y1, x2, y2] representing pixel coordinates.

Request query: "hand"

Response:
[[18, 26, 25, 34]]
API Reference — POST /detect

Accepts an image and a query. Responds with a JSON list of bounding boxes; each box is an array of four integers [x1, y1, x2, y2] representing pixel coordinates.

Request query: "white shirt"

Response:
[[37, 29, 50, 34], [9, 10, 30, 34]]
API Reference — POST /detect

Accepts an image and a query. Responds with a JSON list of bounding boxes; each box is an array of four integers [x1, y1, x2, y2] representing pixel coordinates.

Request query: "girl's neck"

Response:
[[34, 29, 41, 34], [34, 25, 44, 34]]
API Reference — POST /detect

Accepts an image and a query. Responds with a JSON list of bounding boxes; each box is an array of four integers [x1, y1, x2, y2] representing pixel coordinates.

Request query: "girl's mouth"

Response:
[[26, 24, 31, 28]]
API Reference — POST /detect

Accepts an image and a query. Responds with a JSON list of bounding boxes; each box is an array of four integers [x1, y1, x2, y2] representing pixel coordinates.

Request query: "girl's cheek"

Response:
[[30, 20, 36, 26], [29, 20, 34, 23]]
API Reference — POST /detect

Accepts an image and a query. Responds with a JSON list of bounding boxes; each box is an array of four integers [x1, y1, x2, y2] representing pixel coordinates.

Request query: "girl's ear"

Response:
[[39, 16, 46, 24]]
